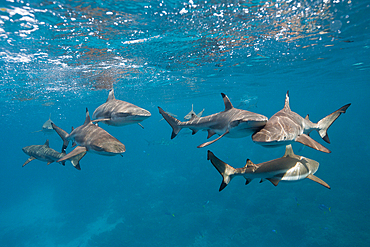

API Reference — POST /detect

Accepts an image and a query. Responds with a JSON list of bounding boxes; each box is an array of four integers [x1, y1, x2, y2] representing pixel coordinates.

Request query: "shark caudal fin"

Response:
[[207, 150, 236, 191], [51, 122, 70, 153], [317, 103, 351, 143], [158, 107, 182, 139]]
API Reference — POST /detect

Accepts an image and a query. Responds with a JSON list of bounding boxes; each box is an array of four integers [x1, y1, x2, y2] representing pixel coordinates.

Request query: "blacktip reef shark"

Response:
[[158, 93, 268, 148], [22, 140, 85, 169], [92, 88, 151, 128], [184, 104, 205, 120], [31, 114, 54, 134], [252, 91, 350, 153], [207, 144, 330, 192], [51, 108, 126, 169]]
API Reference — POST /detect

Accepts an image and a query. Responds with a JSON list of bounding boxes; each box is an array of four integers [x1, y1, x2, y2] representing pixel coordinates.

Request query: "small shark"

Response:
[[22, 140, 85, 169], [207, 144, 330, 192], [158, 93, 268, 148], [92, 88, 151, 128], [52, 108, 126, 169], [31, 114, 54, 134], [252, 91, 350, 153], [184, 104, 205, 120]]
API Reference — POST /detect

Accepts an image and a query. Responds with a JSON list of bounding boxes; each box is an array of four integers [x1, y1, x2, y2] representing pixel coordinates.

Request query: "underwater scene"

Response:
[[0, 0, 369, 246]]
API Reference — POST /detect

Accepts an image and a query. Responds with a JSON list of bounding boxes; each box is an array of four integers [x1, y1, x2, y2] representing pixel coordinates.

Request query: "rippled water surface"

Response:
[[1, 0, 369, 246]]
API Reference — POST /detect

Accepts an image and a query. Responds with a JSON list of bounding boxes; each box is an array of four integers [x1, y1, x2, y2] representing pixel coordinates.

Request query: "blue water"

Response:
[[1, 0, 369, 246]]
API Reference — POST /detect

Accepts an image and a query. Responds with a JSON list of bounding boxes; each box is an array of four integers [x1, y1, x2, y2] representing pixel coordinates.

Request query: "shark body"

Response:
[[52, 108, 126, 170], [22, 140, 85, 168], [252, 91, 350, 153], [207, 145, 330, 191], [92, 89, 151, 128], [158, 93, 268, 148]]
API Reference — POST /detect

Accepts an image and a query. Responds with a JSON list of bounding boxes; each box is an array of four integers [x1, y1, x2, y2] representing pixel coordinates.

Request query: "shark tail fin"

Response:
[[158, 107, 182, 139], [207, 150, 236, 191], [51, 123, 70, 153], [317, 103, 351, 143]]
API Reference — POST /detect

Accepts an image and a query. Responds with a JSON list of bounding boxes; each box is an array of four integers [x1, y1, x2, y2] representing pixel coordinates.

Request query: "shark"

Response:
[[207, 144, 330, 192], [184, 104, 205, 120], [158, 93, 268, 148], [31, 114, 54, 134], [252, 91, 350, 153], [22, 140, 85, 169], [51, 108, 126, 169], [92, 88, 151, 128]]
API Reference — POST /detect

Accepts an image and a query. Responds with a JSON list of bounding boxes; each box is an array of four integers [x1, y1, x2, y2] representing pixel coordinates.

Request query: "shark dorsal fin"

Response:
[[305, 114, 310, 120], [245, 159, 255, 168], [221, 93, 233, 111], [84, 108, 91, 125], [107, 88, 115, 102], [284, 91, 290, 111], [44, 139, 50, 147], [283, 144, 294, 157]]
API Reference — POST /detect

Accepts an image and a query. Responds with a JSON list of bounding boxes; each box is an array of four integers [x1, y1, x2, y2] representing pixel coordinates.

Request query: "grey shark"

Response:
[[22, 140, 85, 169], [252, 91, 350, 153], [207, 145, 330, 192], [158, 93, 268, 148], [92, 88, 151, 128], [32, 114, 54, 134], [52, 108, 126, 169], [184, 104, 205, 120]]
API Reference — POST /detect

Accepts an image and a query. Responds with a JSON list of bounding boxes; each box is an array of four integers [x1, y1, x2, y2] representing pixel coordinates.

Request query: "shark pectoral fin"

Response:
[[58, 146, 87, 162], [267, 178, 281, 186], [307, 174, 331, 189], [197, 109, 205, 117], [22, 157, 36, 167], [207, 129, 216, 139], [69, 151, 87, 170], [198, 130, 229, 148], [296, 134, 331, 153]]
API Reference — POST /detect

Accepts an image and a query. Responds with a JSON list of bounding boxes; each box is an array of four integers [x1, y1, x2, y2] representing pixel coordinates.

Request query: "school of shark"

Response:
[[23, 90, 350, 191]]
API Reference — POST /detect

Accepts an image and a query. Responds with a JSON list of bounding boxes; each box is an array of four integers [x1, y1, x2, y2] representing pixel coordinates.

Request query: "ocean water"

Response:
[[0, 0, 369, 246]]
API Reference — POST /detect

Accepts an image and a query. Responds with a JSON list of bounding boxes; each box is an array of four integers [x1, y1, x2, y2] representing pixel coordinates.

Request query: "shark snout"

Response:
[[135, 108, 151, 119], [103, 142, 126, 154], [22, 147, 29, 154], [246, 114, 268, 128]]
